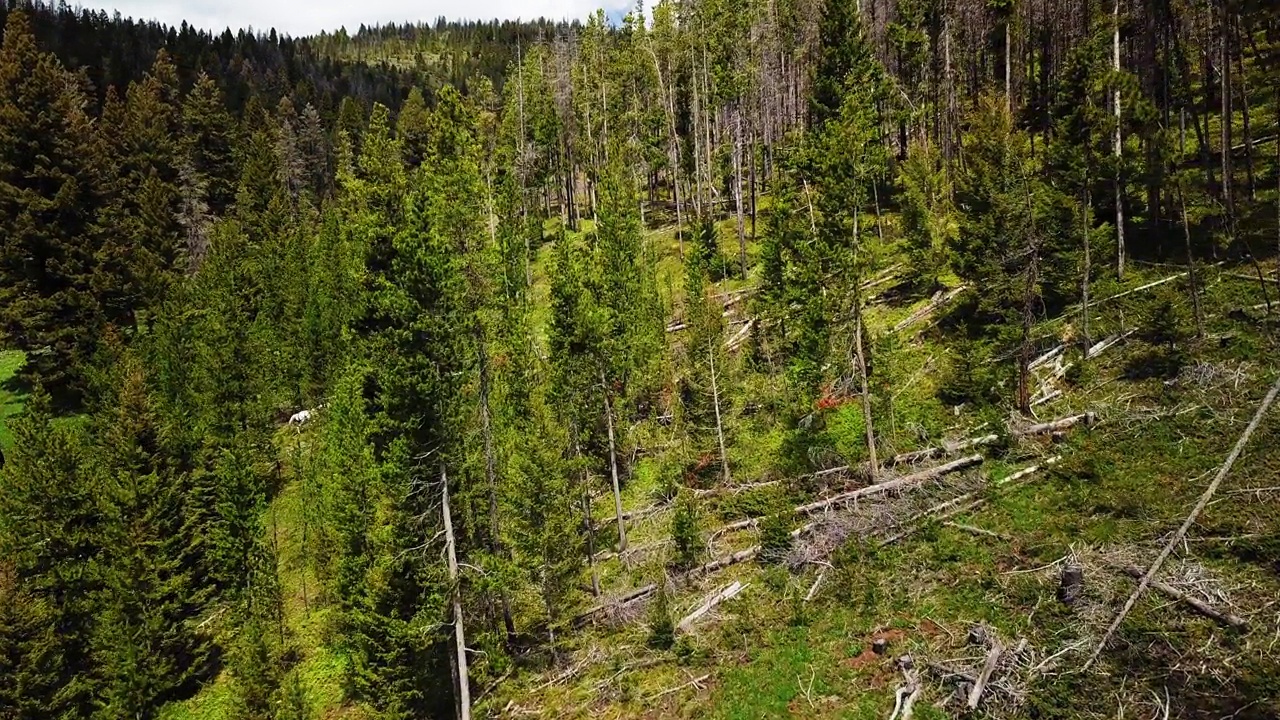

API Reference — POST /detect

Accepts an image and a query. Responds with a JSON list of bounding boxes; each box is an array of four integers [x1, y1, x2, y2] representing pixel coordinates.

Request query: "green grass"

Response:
[[0, 350, 28, 450]]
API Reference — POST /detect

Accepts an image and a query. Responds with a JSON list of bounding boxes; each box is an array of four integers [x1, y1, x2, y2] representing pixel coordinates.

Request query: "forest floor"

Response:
[[159, 209, 1280, 719]]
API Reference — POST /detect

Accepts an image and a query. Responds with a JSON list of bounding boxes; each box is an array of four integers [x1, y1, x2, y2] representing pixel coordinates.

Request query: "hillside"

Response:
[[2, 0, 1280, 719]]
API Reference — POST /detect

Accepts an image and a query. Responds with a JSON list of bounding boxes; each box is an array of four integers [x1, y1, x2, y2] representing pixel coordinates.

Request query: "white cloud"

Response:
[[92, 0, 636, 37]]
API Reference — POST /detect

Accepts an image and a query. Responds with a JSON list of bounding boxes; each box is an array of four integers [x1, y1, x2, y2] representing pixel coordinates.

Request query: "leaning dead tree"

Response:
[[442, 468, 472, 720], [1084, 374, 1280, 670]]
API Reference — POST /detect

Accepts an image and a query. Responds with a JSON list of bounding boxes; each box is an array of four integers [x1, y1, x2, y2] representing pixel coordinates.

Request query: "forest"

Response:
[[1, 0, 1279, 717]]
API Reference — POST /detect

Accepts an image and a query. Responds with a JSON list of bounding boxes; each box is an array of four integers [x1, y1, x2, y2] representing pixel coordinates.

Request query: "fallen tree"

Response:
[[677, 581, 748, 633], [714, 455, 984, 537], [1085, 373, 1280, 669], [893, 286, 967, 333], [879, 457, 1060, 546], [1117, 565, 1247, 630], [809, 412, 1093, 482]]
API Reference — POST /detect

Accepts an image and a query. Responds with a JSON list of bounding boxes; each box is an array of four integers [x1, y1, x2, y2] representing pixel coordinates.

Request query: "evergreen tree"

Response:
[[181, 72, 239, 216], [92, 355, 212, 717], [96, 50, 187, 331], [899, 141, 957, 291], [0, 11, 108, 403], [0, 389, 103, 719]]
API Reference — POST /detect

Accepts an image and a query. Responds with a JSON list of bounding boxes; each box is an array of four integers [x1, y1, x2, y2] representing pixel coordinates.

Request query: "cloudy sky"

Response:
[[95, 0, 634, 36]]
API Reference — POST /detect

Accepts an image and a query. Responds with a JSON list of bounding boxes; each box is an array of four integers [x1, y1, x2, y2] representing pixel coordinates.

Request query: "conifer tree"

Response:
[[95, 50, 187, 332], [0, 389, 103, 719], [92, 354, 213, 717], [0, 11, 108, 403], [181, 72, 239, 216]]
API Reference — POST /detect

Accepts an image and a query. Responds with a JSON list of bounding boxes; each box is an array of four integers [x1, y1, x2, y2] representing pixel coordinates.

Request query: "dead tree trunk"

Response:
[[1235, 18, 1254, 201], [602, 370, 627, 552], [442, 468, 472, 720], [1081, 187, 1093, 351], [1179, 183, 1205, 338], [734, 105, 747, 279], [1114, 0, 1126, 281], [709, 340, 731, 485], [855, 304, 879, 482]]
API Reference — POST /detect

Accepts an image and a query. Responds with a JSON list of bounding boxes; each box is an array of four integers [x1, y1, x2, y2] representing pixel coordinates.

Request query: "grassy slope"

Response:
[[0, 349, 28, 449], [164, 197, 1280, 718], [488, 215, 1280, 719]]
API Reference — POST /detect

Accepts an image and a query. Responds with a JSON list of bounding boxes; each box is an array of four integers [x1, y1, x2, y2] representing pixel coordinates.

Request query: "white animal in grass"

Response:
[[287, 403, 326, 430]]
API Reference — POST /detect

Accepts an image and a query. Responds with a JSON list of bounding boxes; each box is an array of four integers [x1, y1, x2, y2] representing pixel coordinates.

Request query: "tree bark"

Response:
[[1234, 17, 1254, 201], [1114, 0, 1126, 281], [442, 468, 472, 720], [601, 370, 627, 552], [855, 305, 878, 482], [708, 340, 731, 486], [734, 106, 747, 279], [1220, 0, 1234, 233], [1081, 187, 1093, 351], [1179, 183, 1205, 338]]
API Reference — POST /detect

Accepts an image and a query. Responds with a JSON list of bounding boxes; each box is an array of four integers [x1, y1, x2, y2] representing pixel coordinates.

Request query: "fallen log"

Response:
[[804, 571, 826, 603], [677, 581, 748, 633], [967, 639, 1004, 709], [715, 455, 984, 538], [1094, 272, 1187, 306], [1118, 565, 1247, 630], [794, 455, 983, 516], [808, 412, 1088, 481], [893, 286, 967, 333], [1017, 412, 1096, 436], [1029, 344, 1066, 370], [724, 319, 755, 350], [573, 583, 659, 626], [688, 523, 814, 579], [878, 457, 1060, 547], [692, 480, 780, 498], [1085, 373, 1280, 670]]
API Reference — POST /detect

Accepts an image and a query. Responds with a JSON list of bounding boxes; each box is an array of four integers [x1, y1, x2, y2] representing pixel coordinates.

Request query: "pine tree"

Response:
[[92, 354, 213, 717], [96, 50, 187, 331], [899, 141, 957, 291], [0, 11, 108, 403], [0, 389, 103, 719], [181, 72, 239, 216]]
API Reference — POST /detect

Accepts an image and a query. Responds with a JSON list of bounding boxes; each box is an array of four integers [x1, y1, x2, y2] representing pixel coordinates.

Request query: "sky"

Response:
[[92, 0, 635, 37]]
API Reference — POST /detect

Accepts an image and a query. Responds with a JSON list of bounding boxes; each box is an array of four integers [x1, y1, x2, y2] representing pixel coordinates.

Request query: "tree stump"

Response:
[[967, 624, 988, 646], [1058, 564, 1084, 605]]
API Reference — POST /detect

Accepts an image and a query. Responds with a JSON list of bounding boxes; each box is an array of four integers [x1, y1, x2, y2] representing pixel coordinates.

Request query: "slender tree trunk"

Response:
[[576, 441, 600, 596], [601, 370, 626, 552], [854, 308, 878, 481], [1234, 18, 1254, 201], [1114, 0, 1126, 281], [1220, 0, 1234, 234], [1179, 183, 1205, 338], [852, 207, 878, 481], [708, 340, 731, 485], [1005, 19, 1012, 116], [749, 126, 758, 239], [1082, 187, 1093, 351], [734, 106, 747, 279], [442, 468, 472, 720], [477, 344, 516, 642]]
